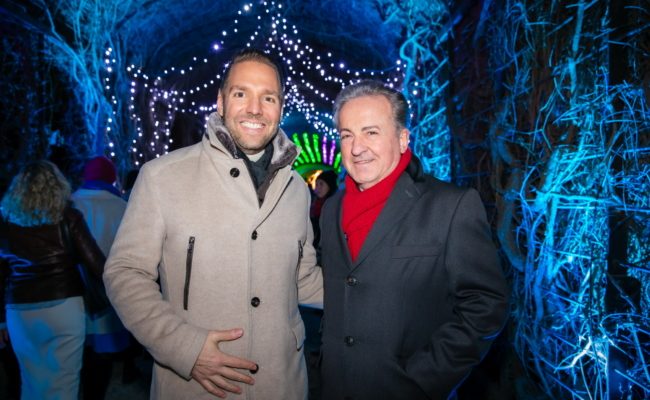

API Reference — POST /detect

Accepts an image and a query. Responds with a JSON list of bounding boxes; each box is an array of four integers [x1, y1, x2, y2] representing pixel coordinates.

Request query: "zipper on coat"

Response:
[[184, 236, 195, 310], [295, 240, 304, 299]]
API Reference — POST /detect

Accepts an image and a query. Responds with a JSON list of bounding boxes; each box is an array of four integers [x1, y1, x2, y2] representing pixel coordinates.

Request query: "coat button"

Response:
[[251, 231, 258, 240], [251, 297, 260, 307], [344, 336, 355, 346], [346, 275, 358, 286], [230, 168, 240, 177]]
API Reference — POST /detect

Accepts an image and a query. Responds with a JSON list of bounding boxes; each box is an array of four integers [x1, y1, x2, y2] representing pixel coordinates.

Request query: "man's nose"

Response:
[[246, 97, 262, 115], [350, 136, 367, 155]]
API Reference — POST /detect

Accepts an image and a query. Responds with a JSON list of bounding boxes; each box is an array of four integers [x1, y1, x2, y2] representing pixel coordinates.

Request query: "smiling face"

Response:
[[338, 95, 409, 191], [217, 60, 283, 154]]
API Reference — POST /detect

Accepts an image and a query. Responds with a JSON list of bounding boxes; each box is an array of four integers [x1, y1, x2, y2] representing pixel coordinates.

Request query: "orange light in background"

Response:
[[306, 169, 323, 190]]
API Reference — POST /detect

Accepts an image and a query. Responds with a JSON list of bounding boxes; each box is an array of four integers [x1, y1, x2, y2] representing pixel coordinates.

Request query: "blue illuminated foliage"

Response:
[[1, 1, 648, 398], [398, 0, 452, 181], [475, 1, 650, 398]]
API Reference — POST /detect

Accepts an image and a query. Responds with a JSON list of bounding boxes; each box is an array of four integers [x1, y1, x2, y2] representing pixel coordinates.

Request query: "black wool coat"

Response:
[[319, 156, 509, 400]]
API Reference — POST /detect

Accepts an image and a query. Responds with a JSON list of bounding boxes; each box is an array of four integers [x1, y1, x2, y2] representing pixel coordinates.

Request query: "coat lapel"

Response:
[[352, 173, 422, 269], [331, 192, 354, 268]]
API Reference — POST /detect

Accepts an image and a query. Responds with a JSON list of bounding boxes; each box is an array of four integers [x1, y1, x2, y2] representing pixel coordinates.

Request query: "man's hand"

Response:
[[190, 328, 258, 398]]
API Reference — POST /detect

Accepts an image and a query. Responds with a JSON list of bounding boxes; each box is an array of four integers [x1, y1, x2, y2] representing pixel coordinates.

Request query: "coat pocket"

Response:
[[391, 244, 440, 259], [183, 236, 195, 310]]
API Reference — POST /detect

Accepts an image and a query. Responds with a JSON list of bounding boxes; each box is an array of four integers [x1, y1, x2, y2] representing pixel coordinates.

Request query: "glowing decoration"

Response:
[[122, 1, 405, 164], [305, 170, 322, 189], [5, 2, 648, 398], [291, 132, 341, 176]]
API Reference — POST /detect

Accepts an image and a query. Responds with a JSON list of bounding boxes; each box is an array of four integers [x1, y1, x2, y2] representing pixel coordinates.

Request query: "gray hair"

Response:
[[332, 80, 409, 131]]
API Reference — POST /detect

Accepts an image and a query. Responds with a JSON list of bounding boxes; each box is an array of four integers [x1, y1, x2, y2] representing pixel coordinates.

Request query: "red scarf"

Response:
[[342, 149, 412, 261]]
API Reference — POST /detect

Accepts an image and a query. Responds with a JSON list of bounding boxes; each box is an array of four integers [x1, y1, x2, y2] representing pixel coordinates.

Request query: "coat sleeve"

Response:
[[297, 183, 323, 309], [103, 164, 208, 379], [66, 207, 106, 278], [405, 188, 509, 397]]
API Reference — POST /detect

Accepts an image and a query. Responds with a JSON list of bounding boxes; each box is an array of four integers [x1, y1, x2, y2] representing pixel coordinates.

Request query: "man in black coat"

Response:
[[319, 80, 509, 400]]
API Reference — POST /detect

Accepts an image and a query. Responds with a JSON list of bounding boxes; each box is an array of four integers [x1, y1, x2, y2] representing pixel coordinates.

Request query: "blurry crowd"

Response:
[[0, 153, 142, 400], [0, 151, 339, 400]]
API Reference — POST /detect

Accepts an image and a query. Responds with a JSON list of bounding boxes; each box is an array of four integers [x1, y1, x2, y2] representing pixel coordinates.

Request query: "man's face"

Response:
[[338, 95, 409, 191], [217, 61, 283, 154]]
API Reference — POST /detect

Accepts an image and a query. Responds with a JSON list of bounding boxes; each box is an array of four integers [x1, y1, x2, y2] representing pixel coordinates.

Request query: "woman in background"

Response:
[[310, 170, 339, 252], [303, 169, 339, 398], [0, 160, 105, 400]]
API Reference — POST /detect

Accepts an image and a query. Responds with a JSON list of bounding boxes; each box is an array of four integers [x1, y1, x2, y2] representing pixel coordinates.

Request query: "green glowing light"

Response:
[[302, 132, 316, 164], [333, 153, 341, 170], [290, 132, 341, 175], [313, 133, 321, 163]]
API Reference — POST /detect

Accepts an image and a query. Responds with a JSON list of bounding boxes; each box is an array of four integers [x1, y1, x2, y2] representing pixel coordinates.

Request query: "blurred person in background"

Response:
[[72, 155, 134, 399], [0, 160, 105, 400], [310, 170, 338, 253]]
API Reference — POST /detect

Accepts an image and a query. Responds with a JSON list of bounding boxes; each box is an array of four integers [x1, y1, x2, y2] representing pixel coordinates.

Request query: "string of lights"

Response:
[[2, 2, 647, 398], [108, 1, 407, 166]]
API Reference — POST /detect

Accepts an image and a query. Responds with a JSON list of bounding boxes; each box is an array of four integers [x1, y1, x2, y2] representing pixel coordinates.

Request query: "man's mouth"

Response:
[[241, 121, 265, 129]]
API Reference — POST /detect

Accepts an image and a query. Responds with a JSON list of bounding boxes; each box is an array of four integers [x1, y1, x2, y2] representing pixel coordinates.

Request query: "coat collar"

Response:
[[352, 166, 423, 268], [204, 112, 298, 169], [333, 155, 426, 270]]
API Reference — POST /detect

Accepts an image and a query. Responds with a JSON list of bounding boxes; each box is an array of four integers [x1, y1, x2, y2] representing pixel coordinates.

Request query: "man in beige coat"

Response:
[[104, 49, 323, 399]]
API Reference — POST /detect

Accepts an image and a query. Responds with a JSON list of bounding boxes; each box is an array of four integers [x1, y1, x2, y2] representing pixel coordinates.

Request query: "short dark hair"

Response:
[[333, 80, 409, 131], [219, 48, 285, 104]]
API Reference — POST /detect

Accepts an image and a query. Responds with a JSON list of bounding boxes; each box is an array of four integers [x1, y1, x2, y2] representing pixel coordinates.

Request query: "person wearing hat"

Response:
[[73, 156, 125, 272], [72, 155, 132, 399]]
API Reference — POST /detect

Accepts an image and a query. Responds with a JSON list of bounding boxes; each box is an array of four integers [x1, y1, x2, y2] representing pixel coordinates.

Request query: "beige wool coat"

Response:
[[104, 113, 323, 400]]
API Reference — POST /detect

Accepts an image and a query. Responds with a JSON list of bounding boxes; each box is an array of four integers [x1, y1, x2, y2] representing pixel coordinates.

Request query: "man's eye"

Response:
[[340, 134, 351, 140], [367, 131, 378, 135], [232, 92, 244, 98], [265, 96, 277, 103]]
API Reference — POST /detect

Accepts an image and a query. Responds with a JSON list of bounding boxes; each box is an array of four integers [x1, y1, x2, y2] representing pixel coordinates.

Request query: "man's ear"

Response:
[[399, 128, 410, 153], [216, 90, 224, 117]]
